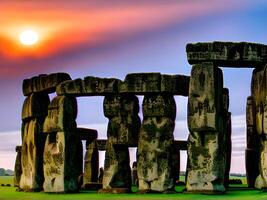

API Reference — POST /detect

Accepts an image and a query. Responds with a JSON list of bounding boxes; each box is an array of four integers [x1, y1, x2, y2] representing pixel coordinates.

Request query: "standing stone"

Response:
[[254, 65, 267, 189], [20, 93, 49, 191], [186, 62, 225, 193], [132, 162, 138, 186], [224, 112, 232, 188], [101, 94, 140, 193], [43, 96, 79, 193], [14, 146, 22, 187], [137, 94, 176, 192], [222, 88, 231, 188], [246, 96, 259, 187], [83, 139, 100, 190]]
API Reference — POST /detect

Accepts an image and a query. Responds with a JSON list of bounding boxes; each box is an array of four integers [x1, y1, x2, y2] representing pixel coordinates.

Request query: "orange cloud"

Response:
[[0, 0, 247, 77]]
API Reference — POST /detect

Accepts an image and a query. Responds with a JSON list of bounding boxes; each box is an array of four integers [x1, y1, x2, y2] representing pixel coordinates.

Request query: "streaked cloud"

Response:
[[0, 0, 250, 78]]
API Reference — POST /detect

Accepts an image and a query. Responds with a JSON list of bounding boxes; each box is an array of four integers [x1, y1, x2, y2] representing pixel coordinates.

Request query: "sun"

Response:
[[19, 30, 39, 46]]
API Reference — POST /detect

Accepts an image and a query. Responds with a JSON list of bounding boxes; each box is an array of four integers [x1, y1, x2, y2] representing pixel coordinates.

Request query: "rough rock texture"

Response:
[[246, 96, 259, 187], [188, 62, 223, 132], [43, 131, 80, 193], [43, 96, 77, 133], [43, 96, 79, 193], [119, 73, 190, 96], [83, 139, 99, 185], [77, 128, 97, 141], [132, 162, 138, 186], [186, 63, 225, 193], [137, 94, 176, 192], [101, 142, 132, 191], [161, 74, 189, 96], [103, 95, 141, 146], [186, 131, 225, 193], [20, 93, 49, 191], [23, 73, 71, 96], [222, 88, 231, 188], [186, 42, 267, 67], [102, 94, 140, 192], [253, 65, 267, 189], [22, 93, 50, 121], [119, 73, 161, 94], [56, 77, 122, 96], [14, 146, 22, 187], [224, 112, 232, 188]]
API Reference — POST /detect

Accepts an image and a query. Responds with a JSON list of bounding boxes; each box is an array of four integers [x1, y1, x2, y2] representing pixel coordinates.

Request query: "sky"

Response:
[[1, 0, 267, 173]]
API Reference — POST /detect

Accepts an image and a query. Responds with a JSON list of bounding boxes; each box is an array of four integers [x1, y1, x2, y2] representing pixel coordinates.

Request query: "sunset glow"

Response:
[[19, 30, 39, 46]]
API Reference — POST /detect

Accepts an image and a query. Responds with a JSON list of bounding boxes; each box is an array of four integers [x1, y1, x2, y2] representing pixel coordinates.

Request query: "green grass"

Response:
[[0, 176, 13, 185], [1, 176, 267, 200]]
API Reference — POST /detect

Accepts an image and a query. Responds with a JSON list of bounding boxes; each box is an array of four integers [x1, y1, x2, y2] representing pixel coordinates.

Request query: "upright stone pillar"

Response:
[[222, 88, 231, 188], [20, 93, 50, 191], [137, 94, 176, 192], [246, 96, 259, 188], [101, 94, 140, 193], [81, 128, 100, 190], [14, 146, 22, 187], [186, 62, 225, 193], [254, 65, 267, 189], [43, 96, 79, 193]]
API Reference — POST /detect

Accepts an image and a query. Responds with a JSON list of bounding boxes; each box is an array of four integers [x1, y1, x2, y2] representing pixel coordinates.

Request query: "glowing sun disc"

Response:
[[19, 30, 39, 46]]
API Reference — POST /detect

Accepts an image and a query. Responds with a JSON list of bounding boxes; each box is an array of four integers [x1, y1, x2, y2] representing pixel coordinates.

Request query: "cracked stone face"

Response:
[[188, 62, 223, 132], [20, 93, 49, 191], [102, 94, 140, 191], [43, 96, 79, 193], [187, 63, 225, 193], [137, 94, 176, 192]]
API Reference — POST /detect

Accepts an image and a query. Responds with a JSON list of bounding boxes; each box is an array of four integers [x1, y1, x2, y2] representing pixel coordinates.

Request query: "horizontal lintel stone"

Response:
[[77, 128, 98, 141], [23, 73, 71, 96], [186, 41, 267, 67], [56, 77, 122, 96]]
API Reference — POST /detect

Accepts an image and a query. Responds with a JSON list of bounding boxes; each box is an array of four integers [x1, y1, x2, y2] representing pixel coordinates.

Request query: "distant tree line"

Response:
[[0, 168, 14, 176]]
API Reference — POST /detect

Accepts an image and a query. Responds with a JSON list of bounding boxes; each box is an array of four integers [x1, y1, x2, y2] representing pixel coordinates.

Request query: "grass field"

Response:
[[1, 176, 267, 200]]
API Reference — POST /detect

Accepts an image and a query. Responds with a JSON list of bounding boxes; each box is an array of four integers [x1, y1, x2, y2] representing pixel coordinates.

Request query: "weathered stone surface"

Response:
[[246, 148, 259, 188], [142, 94, 176, 120], [104, 95, 141, 145], [56, 77, 122, 96], [77, 128, 98, 141], [14, 146, 22, 187], [251, 68, 264, 98], [22, 93, 50, 121], [102, 142, 132, 190], [43, 96, 77, 133], [186, 62, 225, 193], [188, 62, 223, 132], [102, 94, 140, 191], [83, 139, 99, 185], [222, 88, 231, 188], [97, 140, 107, 151], [137, 94, 176, 192], [43, 131, 80, 193], [172, 147, 180, 183], [161, 74, 190, 96], [23, 73, 71, 96], [255, 139, 267, 189], [132, 162, 138, 186], [224, 112, 232, 188], [186, 131, 225, 193], [186, 41, 267, 67], [20, 119, 46, 191], [119, 73, 161, 94]]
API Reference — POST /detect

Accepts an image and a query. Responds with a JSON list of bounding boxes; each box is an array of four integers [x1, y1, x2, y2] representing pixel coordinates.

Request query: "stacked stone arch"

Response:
[[186, 41, 267, 193], [15, 41, 267, 195]]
